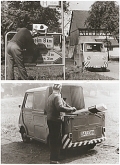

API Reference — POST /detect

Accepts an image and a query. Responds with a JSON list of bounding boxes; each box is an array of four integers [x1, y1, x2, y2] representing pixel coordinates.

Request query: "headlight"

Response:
[[87, 56, 91, 60], [102, 56, 106, 60]]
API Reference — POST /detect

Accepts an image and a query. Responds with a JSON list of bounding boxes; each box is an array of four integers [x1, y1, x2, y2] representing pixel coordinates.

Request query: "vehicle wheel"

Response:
[[87, 144, 96, 150], [21, 128, 30, 143], [85, 67, 88, 71], [102, 68, 106, 72], [47, 135, 50, 147]]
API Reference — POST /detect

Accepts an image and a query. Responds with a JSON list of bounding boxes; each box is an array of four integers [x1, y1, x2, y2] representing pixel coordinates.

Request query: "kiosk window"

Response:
[[84, 43, 103, 52], [25, 93, 33, 109], [34, 91, 46, 111]]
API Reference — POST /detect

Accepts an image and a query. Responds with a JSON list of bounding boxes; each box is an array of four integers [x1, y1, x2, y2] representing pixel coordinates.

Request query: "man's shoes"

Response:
[[50, 160, 60, 164]]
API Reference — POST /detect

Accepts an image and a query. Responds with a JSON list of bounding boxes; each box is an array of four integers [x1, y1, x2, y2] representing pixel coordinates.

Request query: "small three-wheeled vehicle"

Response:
[[18, 85, 106, 150]]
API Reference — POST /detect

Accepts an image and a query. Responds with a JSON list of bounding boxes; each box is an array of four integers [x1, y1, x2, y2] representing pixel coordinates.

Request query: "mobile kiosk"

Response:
[[75, 42, 108, 71], [18, 85, 106, 150]]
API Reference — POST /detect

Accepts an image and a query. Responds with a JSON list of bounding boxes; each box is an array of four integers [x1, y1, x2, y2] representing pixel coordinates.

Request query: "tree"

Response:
[[1, 1, 61, 32], [1, 83, 52, 97], [85, 1, 119, 42], [1, 1, 69, 59]]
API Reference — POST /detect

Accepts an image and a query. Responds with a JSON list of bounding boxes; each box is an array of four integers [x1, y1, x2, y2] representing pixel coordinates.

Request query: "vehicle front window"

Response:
[[84, 43, 105, 52], [33, 91, 46, 111], [25, 93, 33, 109]]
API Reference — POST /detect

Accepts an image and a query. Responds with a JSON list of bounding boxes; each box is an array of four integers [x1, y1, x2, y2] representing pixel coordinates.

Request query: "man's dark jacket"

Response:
[[46, 92, 73, 121], [11, 28, 35, 51]]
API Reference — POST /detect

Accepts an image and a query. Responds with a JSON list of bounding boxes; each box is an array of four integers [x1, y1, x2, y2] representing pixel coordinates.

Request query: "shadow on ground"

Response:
[[1, 140, 97, 164], [61, 148, 97, 164], [1, 140, 50, 164], [87, 68, 110, 72]]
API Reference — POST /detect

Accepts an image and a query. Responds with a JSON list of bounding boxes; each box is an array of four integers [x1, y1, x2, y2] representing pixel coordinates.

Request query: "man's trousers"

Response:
[[47, 120, 62, 161], [7, 42, 28, 80]]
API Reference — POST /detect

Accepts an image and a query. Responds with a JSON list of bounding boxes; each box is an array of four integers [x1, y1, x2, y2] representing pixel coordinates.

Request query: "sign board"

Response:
[[40, 1, 60, 8], [47, 1, 60, 7], [33, 36, 54, 49], [33, 24, 48, 31], [42, 50, 61, 63], [5, 1, 65, 79]]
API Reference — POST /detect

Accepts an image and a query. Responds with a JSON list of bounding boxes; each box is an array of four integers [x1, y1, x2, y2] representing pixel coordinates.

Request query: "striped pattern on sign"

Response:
[[104, 62, 108, 68], [84, 61, 90, 67], [62, 135, 106, 149], [84, 61, 108, 68], [62, 127, 106, 149]]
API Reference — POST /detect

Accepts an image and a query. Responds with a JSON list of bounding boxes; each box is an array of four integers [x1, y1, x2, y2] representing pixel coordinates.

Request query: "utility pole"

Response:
[[61, 1, 65, 80], [106, 31, 109, 61]]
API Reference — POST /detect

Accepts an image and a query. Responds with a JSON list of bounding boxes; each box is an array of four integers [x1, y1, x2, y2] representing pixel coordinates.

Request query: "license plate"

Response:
[[80, 130, 95, 137]]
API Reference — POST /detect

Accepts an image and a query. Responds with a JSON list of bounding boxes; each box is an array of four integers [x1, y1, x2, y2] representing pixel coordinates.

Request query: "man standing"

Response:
[[46, 84, 76, 164], [7, 27, 47, 80]]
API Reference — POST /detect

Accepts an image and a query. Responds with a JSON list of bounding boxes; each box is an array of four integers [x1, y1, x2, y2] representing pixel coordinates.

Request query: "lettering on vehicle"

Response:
[[81, 130, 95, 137]]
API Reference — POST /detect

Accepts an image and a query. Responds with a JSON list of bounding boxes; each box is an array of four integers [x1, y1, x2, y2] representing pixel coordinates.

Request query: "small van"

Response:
[[74, 42, 108, 71], [18, 85, 106, 150], [82, 42, 108, 71]]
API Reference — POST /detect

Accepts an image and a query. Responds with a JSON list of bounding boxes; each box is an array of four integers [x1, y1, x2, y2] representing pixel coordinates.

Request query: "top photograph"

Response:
[[1, 1, 119, 80]]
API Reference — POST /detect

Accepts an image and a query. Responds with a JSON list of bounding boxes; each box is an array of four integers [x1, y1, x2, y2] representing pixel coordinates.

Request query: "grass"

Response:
[[1, 59, 115, 80], [1, 97, 23, 137]]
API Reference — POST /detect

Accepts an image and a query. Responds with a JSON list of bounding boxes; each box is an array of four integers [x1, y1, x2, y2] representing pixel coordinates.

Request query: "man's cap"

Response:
[[53, 84, 62, 90]]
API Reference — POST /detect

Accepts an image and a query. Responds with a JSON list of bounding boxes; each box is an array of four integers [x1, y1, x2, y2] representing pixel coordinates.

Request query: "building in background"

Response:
[[66, 10, 119, 62]]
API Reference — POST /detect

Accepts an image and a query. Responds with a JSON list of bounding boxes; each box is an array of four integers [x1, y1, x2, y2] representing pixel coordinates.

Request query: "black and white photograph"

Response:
[[0, 0, 119, 164], [1, 1, 119, 80], [1, 82, 119, 164]]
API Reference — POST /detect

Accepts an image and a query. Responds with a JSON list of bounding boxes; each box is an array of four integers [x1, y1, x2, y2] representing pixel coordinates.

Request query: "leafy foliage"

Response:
[[1, 1, 61, 33], [1, 83, 52, 97], [85, 1, 119, 42], [1, 1, 69, 58]]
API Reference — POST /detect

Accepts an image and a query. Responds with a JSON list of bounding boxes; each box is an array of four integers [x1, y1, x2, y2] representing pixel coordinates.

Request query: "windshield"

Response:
[[84, 43, 105, 52]]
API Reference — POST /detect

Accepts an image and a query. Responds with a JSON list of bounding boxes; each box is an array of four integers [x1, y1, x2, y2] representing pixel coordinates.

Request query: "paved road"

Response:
[[88, 61, 119, 80]]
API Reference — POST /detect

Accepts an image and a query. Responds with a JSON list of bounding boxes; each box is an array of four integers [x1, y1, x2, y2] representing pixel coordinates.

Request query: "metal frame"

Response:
[[5, 1, 65, 80], [5, 31, 17, 80]]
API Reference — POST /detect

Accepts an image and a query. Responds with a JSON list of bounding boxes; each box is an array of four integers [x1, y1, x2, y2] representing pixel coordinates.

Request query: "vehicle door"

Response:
[[32, 91, 48, 143], [22, 92, 34, 136]]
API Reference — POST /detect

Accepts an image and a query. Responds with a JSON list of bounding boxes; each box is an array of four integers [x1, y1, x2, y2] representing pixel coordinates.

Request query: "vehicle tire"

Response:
[[102, 68, 106, 72], [87, 144, 96, 150], [21, 128, 30, 143], [47, 135, 50, 147]]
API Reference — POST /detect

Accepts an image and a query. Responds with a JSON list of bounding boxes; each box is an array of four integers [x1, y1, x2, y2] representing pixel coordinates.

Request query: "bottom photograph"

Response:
[[1, 82, 119, 164]]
